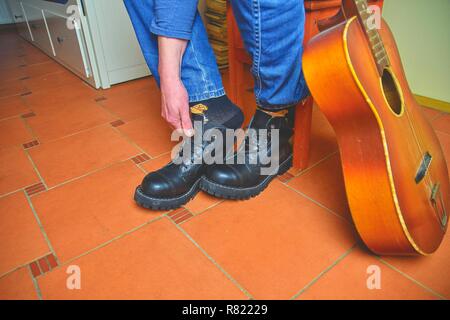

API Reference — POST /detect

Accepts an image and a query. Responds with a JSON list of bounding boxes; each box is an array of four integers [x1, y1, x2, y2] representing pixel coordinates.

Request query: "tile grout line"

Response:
[[24, 190, 60, 265], [0, 113, 27, 123], [134, 150, 174, 174], [430, 112, 446, 123], [93, 97, 155, 158], [22, 122, 112, 145], [0, 251, 51, 280], [110, 125, 150, 157], [27, 265, 43, 300], [94, 98, 122, 119], [169, 218, 254, 300], [435, 129, 450, 137], [376, 257, 447, 300], [33, 215, 166, 278], [135, 163, 148, 174], [24, 149, 49, 189], [283, 182, 351, 224], [180, 200, 226, 223], [292, 151, 339, 179], [290, 245, 356, 300], [19, 109, 38, 138], [34, 157, 139, 194], [0, 186, 28, 200]]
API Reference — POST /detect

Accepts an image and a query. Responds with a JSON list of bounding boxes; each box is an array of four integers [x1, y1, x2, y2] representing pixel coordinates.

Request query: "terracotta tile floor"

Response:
[[0, 27, 449, 300]]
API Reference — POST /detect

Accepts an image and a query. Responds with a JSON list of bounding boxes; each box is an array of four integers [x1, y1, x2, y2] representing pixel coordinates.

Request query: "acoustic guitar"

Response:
[[303, 0, 449, 255]]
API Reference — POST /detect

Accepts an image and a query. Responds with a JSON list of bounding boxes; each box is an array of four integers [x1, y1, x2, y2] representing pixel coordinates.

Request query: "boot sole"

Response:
[[200, 155, 293, 200], [134, 179, 201, 211]]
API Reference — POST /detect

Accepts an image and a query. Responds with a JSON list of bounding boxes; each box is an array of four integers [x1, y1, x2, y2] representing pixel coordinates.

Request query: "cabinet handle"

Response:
[[31, 24, 38, 30], [57, 36, 65, 44], [14, 15, 23, 19]]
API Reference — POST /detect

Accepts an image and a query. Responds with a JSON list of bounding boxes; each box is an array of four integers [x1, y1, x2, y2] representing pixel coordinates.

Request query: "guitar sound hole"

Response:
[[381, 69, 403, 116]]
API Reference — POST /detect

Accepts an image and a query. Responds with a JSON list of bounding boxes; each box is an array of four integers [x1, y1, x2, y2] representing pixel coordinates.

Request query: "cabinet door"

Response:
[[22, 3, 55, 56], [45, 11, 91, 78], [7, 0, 32, 41]]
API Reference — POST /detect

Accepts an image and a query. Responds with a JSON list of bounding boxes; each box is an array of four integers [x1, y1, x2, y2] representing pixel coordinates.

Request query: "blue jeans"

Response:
[[124, 0, 308, 110]]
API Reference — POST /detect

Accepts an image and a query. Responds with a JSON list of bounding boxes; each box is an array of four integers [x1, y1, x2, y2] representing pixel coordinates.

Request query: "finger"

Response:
[[180, 108, 194, 137], [161, 101, 168, 120], [167, 115, 182, 132]]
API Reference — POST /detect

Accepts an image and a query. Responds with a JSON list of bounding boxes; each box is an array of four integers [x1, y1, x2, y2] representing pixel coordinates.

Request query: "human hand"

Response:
[[160, 77, 193, 136], [158, 36, 193, 137]]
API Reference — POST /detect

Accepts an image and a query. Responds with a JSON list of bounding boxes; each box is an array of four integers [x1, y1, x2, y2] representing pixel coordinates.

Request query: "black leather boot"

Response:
[[200, 107, 295, 200], [134, 100, 243, 210], [134, 137, 205, 210]]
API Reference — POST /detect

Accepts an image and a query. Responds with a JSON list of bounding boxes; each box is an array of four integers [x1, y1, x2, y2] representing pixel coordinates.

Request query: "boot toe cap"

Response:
[[140, 172, 173, 198], [205, 165, 243, 188]]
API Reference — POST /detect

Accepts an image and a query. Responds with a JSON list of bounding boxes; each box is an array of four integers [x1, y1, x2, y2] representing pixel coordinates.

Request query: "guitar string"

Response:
[[357, 0, 426, 169], [357, 0, 442, 224]]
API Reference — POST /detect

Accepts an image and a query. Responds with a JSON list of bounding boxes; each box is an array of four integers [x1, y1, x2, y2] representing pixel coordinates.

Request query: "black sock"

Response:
[[189, 95, 244, 130]]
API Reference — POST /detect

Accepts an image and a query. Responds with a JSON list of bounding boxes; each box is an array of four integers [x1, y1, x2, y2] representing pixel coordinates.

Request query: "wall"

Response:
[[383, 0, 450, 102]]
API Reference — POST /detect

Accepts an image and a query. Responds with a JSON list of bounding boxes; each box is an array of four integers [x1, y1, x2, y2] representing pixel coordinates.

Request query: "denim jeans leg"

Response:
[[230, 0, 309, 110], [123, 0, 225, 102]]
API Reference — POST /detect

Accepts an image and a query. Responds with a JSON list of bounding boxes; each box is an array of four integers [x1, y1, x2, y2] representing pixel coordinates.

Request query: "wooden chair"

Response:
[[227, 0, 384, 169]]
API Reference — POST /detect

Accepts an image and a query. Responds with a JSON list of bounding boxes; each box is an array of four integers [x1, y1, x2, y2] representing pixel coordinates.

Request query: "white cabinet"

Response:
[[7, 0, 33, 41], [22, 3, 55, 56], [6, 0, 150, 89], [44, 10, 91, 78], [82, 0, 150, 87]]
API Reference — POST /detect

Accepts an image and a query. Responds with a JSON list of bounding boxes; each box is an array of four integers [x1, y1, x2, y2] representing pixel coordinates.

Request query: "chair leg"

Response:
[[293, 97, 314, 170]]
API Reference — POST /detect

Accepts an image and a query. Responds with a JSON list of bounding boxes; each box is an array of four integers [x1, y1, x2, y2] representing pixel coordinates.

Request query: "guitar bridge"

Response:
[[430, 183, 448, 229], [415, 152, 432, 184]]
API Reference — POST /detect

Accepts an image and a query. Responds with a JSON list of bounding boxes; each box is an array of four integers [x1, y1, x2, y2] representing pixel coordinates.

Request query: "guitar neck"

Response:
[[344, 0, 390, 75]]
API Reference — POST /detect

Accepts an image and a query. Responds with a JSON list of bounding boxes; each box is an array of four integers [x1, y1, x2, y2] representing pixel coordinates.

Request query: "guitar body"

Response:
[[303, 16, 449, 255]]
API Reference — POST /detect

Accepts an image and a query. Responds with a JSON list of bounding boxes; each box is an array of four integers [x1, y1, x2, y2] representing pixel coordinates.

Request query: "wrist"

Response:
[[159, 65, 181, 82]]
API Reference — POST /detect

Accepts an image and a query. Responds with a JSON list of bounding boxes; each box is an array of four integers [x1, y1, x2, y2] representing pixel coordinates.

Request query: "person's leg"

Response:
[[200, 0, 309, 200], [124, 0, 223, 102], [229, 0, 309, 109], [123, 0, 243, 210]]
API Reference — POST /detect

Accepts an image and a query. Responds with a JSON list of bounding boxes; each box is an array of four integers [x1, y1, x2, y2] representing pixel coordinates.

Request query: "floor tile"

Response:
[[22, 69, 80, 93], [22, 60, 67, 79], [183, 180, 356, 299], [0, 56, 24, 70], [25, 99, 115, 142], [140, 153, 172, 173], [0, 80, 27, 98], [23, 81, 101, 111], [382, 232, 450, 298], [433, 114, 450, 135], [0, 117, 33, 150], [0, 66, 26, 83], [38, 218, 247, 300], [0, 95, 30, 120], [307, 107, 339, 167], [297, 248, 439, 300], [0, 191, 50, 276], [100, 84, 161, 122], [0, 146, 40, 195], [28, 125, 140, 187], [436, 132, 450, 174], [184, 192, 222, 215], [21, 50, 51, 65], [288, 153, 351, 219], [0, 268, 38, 300], [31, 161, 161, 262], [421, 106, 443, 122], [118, 117, 176, 158], [102, 77, 155, 100]]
